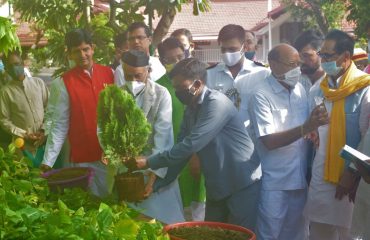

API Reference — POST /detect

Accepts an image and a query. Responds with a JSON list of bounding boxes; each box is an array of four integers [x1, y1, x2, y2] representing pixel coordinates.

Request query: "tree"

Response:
[[347, 0, 370, 39], [10, 0, 210, 73], [282, 0, 346, 35], [0, 16, 20, 56]]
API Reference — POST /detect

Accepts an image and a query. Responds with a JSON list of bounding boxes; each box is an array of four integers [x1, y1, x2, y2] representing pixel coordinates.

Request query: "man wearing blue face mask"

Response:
[[0, 52, 49, 150], [249, 44, 329, 240], [303, 29, 370, 240]]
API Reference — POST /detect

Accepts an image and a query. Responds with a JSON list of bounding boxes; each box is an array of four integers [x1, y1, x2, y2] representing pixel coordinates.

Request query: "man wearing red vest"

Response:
[[41, 29, 114, 197]]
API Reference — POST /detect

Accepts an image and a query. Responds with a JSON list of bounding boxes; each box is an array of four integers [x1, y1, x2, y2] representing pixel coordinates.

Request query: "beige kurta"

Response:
[[0, 76, 49, 137]]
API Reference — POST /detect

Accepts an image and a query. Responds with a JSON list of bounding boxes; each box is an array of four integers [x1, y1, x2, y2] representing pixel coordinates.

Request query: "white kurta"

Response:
[[304, 70, 370, 231], [126, 80, 185, 224]]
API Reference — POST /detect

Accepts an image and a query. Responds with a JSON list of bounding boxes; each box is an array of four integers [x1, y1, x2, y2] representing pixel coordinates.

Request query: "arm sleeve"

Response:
[[359, 89, 370, 137], [0, 89, 27, 137], [249, 92, 275, 138], [42, 81, 70, 167], [147, 89, 174, 178], [148, 95, 233, 170]]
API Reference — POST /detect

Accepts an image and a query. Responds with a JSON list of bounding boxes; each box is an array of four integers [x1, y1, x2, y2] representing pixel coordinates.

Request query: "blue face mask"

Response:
[[321, 61, 342, 76], [0, 60, 4, 73], [244, 51, 255, 61], [14, 65, 25, 76]]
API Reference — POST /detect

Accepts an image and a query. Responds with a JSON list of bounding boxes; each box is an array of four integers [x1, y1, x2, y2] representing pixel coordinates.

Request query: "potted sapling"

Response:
[[97, 85, 151, 202]]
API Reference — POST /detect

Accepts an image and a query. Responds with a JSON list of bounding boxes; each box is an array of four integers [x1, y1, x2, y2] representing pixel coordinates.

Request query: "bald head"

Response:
[[268, 44, 300, 78]]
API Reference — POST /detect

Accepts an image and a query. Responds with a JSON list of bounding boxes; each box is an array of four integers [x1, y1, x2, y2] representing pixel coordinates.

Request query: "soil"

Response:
[[47, 168, 89, 182], [115, 172, 145, 202], [168, 226, 251, 240]]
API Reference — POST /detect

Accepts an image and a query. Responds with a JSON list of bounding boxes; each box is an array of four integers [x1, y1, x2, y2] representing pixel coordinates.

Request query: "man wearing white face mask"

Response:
[[207, 24, 270, 130], [249, 44, 330, 240], [120, 50, 185, 224]]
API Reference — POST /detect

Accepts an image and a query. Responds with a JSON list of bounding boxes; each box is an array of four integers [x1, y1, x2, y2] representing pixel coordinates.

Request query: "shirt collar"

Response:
[[197, 86, 208, 104], [268, 73, 287, 94], [217, 57, 254, 74]]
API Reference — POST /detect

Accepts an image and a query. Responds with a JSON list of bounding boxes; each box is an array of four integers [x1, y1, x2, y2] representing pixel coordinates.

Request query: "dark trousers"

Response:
[[205, 180, 261, 231]]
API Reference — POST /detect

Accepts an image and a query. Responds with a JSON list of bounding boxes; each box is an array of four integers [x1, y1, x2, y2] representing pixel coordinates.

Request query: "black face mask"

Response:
[[175, 81, 197, 105]]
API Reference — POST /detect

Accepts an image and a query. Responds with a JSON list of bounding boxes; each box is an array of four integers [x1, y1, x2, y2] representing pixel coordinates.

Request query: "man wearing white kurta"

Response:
[[249, 44, 329, 240], [120, 50, 184, 224], [303, 30, 370, 240], [114, 22, 165, 87]]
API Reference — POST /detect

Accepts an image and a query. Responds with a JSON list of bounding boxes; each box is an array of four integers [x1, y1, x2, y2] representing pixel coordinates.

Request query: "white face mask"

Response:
[[126, 81, 146, 96], [279, 67, 301, 87], [221, 45, 244, 67]]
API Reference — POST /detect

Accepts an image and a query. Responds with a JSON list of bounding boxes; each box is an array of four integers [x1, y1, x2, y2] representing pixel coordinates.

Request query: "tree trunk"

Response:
[[152, 6, 177, 48], [307, 1, 329, 34]]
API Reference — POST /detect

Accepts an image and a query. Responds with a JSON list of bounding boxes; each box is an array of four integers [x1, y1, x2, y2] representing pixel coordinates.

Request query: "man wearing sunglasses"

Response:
[[304, 29, 370, 240]]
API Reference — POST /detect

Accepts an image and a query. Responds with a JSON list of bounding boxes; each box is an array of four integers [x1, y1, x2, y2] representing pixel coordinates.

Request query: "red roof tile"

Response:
[[152, 0, 282, 38]]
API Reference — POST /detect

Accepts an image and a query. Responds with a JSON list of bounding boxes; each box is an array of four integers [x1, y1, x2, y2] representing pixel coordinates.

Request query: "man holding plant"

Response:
[[136, 58, 261, 230]]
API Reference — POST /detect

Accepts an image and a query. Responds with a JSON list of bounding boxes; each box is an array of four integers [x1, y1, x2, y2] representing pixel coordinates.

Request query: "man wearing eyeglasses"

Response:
[[114, 22, 166, 87], [303, 29, 370, 240], [294, 30, 326, 95], [249, 44, 329, 240]]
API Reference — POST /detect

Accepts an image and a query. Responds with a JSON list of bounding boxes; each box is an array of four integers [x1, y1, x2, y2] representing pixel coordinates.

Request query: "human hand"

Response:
[[189, 154, 201, 181], [143, 173, 156, 198], [40, 164, 51, 173], [335, 170, 359, 201], [354, 160, 370, 184], [136, 156, 148, 169], [305, 105, 329, 132], [33, 131, 46, 147], [305, 130, 320, 148]]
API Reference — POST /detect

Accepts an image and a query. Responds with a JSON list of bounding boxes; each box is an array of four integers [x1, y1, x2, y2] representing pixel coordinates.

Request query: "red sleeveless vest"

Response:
[[63, 63, 113, 163]]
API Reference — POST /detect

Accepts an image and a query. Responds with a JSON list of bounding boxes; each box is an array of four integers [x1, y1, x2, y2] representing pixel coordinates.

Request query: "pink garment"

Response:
[[364, 64, 370, 74]]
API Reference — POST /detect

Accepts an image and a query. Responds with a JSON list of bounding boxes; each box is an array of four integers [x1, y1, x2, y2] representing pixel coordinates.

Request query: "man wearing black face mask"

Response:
[[0, 52, 49, 150], [294, 29, 326, 94], [135, 58, 261, 230]]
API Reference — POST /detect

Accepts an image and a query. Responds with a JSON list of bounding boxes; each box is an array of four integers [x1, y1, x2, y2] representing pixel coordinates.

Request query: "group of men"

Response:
[[0, 20, 369, 240]]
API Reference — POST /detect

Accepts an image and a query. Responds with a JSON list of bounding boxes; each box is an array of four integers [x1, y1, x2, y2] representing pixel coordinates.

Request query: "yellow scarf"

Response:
[[320, 62, 370, 184]]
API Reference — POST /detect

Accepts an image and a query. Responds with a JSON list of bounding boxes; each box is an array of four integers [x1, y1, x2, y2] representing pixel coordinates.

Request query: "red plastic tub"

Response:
[[42, 167, 94, 192], [163, 221, 256, 240]]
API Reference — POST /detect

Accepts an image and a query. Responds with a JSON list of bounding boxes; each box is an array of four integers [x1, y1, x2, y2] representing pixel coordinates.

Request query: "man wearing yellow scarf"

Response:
[[304, 30, 370, 240]]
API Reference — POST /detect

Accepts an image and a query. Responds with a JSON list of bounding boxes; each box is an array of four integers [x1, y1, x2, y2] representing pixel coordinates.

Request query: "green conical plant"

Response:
[[97, 85, 151, 169]]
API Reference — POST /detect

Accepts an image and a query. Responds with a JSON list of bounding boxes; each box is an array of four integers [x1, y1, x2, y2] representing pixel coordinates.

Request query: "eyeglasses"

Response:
[[317, 51, 338, 60], [128, 35, 148, 42]]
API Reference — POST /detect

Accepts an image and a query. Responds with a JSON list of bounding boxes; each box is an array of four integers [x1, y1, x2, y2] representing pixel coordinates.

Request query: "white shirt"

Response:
[[249, 74, 309, 190], [207, 57, 270, 127], [42, 79, 70, 167], [206, 57, 269, 93], [114, 56, 166, 87]]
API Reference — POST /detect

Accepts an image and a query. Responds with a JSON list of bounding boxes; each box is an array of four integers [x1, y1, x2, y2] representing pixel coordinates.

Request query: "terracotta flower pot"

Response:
[[115, 172, 145, 202], [164, 221, 256, 240]]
